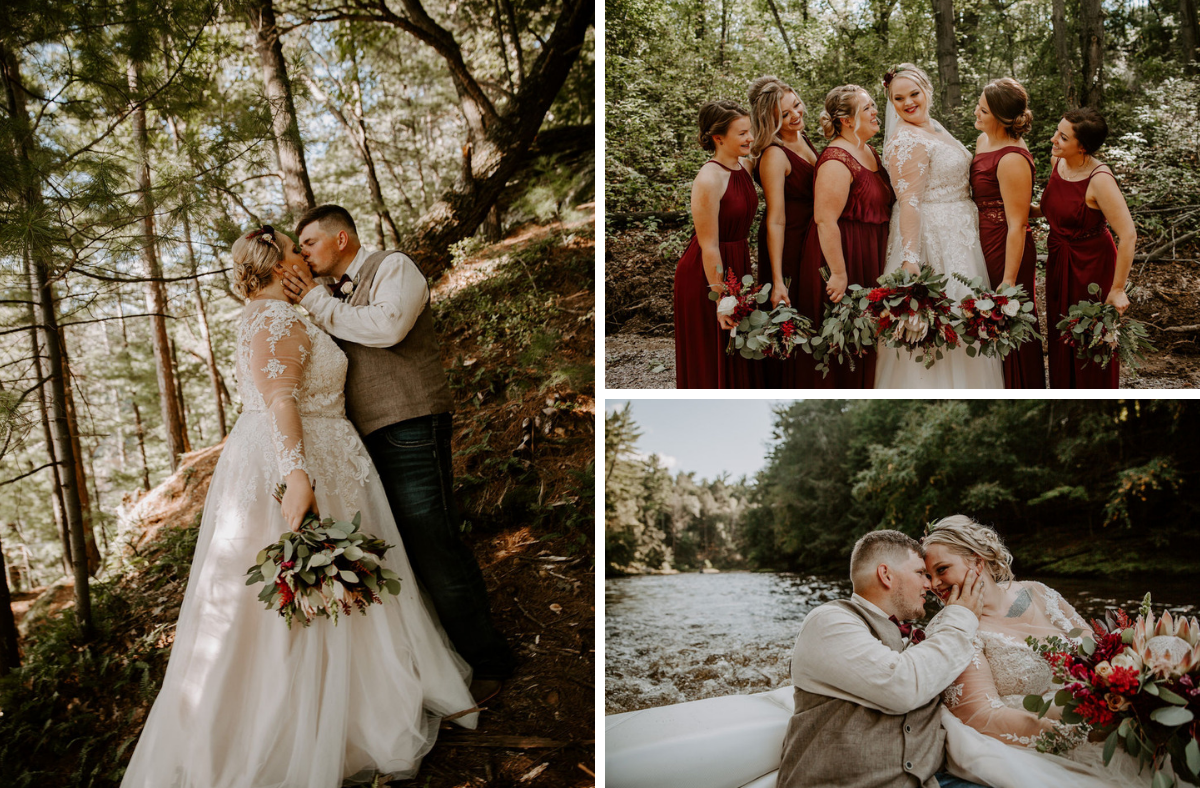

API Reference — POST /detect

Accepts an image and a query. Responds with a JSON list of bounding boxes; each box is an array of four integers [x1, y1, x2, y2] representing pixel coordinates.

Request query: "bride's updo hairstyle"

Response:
[[983, 78, 1033, 139], [1063, 107, 1109, 155], [698, 100, 750, 152], [923, 515, 1015, 584], [883, 63, 935, 102], [748, 76, 799, 158], [818, 85, 867, 139], [231, 226, 284, 300]]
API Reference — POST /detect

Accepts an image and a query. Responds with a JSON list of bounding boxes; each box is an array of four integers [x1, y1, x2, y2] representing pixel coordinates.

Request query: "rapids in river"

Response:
[[605, 572, 1200, 714]]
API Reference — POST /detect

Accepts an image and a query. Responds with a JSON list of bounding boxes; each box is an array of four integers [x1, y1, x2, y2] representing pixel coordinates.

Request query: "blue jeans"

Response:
[[936, 773, 990, 788], [364, 412, 515, 679]]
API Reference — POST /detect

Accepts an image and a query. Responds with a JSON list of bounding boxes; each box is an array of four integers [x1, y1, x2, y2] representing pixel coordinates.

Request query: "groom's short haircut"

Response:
[[296, 204, 358, 239], [850, 530, 922, 589]]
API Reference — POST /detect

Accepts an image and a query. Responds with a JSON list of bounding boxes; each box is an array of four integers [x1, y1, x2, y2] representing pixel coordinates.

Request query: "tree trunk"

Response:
[[133, 401, 151, 492], [931, 0, 962, 121], [24, 259, 72, 576], [1180, 0, 1198, 71], [1080, 0, 1104, 107], [247, 0, 316, 217], [170, 337, 193, 453], [187, 218, 226, 439], [59, 341, 102, 575], [128, 60, 187, 471], [764, 0, 799, 74], [0, 530, 20, 675], [370, 0, 593, 279], [1051, 0, 1076, 107]]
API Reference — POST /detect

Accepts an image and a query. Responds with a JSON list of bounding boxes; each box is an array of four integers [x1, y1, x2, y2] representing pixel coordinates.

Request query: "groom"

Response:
[[777, 530, 990, 788], [282, 205, 515, 699]]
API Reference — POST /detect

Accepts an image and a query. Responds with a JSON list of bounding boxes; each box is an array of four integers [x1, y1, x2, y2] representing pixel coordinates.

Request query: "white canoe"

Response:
[[605, 688, 793, 788]]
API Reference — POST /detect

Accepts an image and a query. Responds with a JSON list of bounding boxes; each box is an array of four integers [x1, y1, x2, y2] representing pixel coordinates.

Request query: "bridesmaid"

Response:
[[1041, 107, 1137, 388], [796, 85, 894, 389], [748, 75, 819, 389], [970, 77, 1045, 388], [673, 100, 763, 389]]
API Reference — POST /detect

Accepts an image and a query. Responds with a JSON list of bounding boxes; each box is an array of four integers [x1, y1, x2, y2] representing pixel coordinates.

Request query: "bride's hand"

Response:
[[901, 261, 920, 276], [945, 568, 986, 617], [281, 471, 318, 532]]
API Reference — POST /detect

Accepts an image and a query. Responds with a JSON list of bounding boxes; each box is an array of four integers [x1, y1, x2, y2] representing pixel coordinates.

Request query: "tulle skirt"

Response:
[[120, 413, 478, 788]]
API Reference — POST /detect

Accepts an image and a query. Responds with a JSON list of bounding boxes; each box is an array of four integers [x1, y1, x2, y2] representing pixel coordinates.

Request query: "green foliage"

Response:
[[0, 522, 199, 787]]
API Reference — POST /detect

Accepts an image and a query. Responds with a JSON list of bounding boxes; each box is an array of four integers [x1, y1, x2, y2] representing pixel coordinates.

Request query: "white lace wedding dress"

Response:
[[875, 124, 1004, 388], [120, 298, 477, 788], [941, 581, 1155, 788]]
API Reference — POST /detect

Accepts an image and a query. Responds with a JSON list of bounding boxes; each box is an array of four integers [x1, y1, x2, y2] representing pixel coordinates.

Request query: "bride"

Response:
[[875, 64, 1004, 389], [120, 227, 478, 788], [923, 516, 1156, 788]]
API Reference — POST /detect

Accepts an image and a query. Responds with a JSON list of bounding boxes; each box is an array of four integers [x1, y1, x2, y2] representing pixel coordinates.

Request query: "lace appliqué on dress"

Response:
[[944, 683, 964, 708]]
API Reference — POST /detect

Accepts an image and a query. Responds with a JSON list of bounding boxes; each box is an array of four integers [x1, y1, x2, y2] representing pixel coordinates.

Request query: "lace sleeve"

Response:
[[885, 131, 930, 267], [1034, 582, 1090, 637], [247, 303, 312, 479], [947, 637, 1055, 747]]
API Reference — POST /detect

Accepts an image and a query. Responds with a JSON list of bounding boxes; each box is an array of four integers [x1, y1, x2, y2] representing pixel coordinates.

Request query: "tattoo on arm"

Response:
[[1005, 587, 1032, 618]]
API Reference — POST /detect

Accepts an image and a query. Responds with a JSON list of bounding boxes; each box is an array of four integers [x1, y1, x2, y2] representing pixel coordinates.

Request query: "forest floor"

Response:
[[604, 224, 1200, 390], [3, 218, 596, 788]]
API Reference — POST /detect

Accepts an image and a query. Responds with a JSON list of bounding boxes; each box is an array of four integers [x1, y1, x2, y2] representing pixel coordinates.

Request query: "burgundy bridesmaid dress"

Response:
[[1041, 160, 1121, 388], [969, 146, 1046, 388], [673, 160, 763, 389], [795, 145, 894, 389], [753, 136, 819, 389]]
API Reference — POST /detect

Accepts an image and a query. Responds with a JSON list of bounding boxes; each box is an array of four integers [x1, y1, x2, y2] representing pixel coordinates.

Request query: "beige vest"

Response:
[[334, 250, 455, 434], [777, 600, 945, 788]]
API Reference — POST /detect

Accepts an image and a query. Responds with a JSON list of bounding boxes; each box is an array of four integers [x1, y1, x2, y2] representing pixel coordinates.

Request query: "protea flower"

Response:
[[1130, 610, 1200, 679]]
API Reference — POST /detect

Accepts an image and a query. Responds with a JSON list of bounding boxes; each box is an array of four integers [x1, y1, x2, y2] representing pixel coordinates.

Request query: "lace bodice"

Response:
[[885, 126, 977, 268], [942, 581, 1089, 747], [233, 299, 359, 485]]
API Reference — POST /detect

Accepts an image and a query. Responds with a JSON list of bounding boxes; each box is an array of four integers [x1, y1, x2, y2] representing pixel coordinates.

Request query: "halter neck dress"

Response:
[[970, 146, 1046, 388], [753, 136, 819, 389], [1041, 159, 1121, 389], [673, 159, 763, 389]]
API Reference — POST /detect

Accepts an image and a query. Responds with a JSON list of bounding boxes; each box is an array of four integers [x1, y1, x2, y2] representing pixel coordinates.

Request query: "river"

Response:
[[605, 572, 1200, 715]]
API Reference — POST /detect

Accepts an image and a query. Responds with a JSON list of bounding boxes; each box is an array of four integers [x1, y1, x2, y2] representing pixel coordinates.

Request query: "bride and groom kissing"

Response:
[[780, 518, 1147, 788], [119, 205, 515, 787]]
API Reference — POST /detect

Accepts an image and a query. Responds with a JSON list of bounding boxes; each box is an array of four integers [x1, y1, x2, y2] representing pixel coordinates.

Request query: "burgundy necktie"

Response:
[[889, 615, 927, 644]]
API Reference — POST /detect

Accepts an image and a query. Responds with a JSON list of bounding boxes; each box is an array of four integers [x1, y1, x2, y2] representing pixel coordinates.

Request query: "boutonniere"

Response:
[[330, 274, 357, 300]]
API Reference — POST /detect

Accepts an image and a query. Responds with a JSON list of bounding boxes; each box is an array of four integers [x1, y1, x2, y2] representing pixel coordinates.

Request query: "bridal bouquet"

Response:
[[711, 268, 816, 360], [951, 274, 1039, 360], [1023, 594, 1200, 785], [1056, 283, 1155, 370], [864, 265, 959, 369], [245, 484, 403, 628], [809, 268, 875, 377]]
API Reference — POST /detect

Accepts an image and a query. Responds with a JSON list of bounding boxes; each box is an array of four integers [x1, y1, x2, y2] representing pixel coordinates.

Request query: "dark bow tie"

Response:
[[329, 274, 354, 300], [889, 615, 927, 644]]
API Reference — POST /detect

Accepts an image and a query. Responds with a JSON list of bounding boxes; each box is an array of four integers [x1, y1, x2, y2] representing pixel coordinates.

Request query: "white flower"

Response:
[[897, 312, 929, 344], [1002, 299, 1021, 317], [339, 280, 355, 296], [716, 295, 739, 316]]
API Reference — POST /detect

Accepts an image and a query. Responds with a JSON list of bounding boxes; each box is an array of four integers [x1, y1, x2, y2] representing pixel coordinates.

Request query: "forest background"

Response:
[[0, 0, 596, 784], [603, 0, 1200, 387], [605, 400, 1200, 578]]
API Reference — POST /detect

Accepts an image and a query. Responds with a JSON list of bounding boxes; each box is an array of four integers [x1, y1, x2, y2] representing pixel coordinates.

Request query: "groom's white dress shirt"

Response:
[[790, 594, 978, 716], [301, 247, 429, 346]]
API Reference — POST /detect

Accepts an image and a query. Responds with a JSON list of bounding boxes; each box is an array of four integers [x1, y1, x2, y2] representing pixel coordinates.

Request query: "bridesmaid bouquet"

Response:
[[1056, 284, 1154, 371], [1023, 595, 1200, 785], [810, 268, 875, 376], [951, 274, 1039, 360], [244, 484, 403, 628], [864, 266, 959, 369], [711, 268, 815, 360]]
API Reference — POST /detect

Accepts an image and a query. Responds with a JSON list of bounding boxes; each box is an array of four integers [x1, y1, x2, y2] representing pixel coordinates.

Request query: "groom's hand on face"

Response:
[[283, 264, 317, 303], [945, 568, 986, 618]]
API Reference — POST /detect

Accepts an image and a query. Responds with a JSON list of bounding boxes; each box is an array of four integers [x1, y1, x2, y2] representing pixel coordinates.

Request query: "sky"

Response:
[[605, 399, 792, 482]]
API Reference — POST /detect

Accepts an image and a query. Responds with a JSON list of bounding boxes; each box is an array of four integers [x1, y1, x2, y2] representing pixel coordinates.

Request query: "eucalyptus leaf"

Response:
[[1103, 729, 1119, 765], [385, 578, 402, 595], [1150, 706, 1194, 726], [325, 528, 348, 540], [1186, 736, 1200, 776], [340, 570, 359, 583]]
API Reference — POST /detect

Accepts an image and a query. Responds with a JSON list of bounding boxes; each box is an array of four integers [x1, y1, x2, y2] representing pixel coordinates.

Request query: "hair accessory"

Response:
[[246, 224, 281, 253], [883, 68, 897, 88]]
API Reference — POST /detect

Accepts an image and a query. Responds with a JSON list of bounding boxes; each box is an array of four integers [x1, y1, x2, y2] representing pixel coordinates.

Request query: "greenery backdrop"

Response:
[[605, 400, 1200, 578]]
